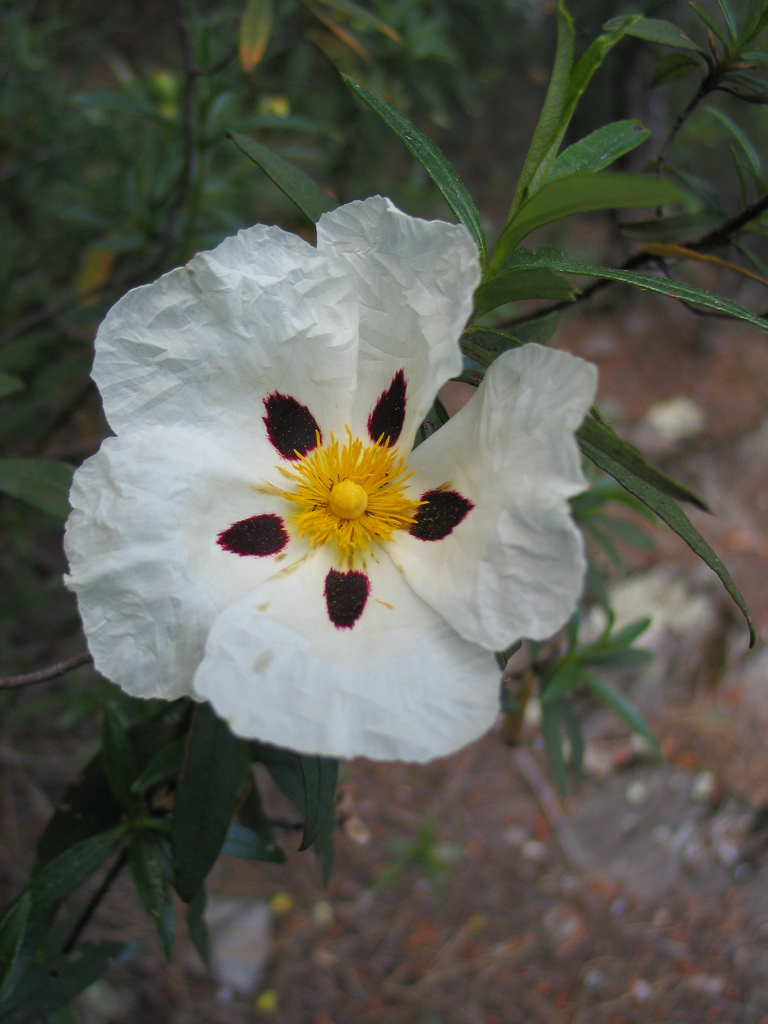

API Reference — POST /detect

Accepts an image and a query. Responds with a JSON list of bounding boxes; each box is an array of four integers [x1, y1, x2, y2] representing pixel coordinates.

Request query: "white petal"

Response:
[[93, 224, 360, 441], [316, 197, 481, 450], [390, 344, 597, 650], [64, 426, 305, 700], [193, 549, 500, 762]]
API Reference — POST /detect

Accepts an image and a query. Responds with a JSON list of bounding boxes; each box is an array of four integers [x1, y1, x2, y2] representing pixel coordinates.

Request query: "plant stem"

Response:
[[0, 651, 92, 690]]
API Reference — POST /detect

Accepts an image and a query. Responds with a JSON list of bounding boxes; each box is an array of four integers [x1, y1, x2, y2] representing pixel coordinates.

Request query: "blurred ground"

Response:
[[4, 290, 768, 1023]]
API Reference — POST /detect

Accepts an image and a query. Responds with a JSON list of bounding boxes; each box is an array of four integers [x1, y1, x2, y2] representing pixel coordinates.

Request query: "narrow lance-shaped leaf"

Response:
[[228, 132, 337, 224], [258, 746, 338, 852], [492, 248, 768, 331], [0, 828, 124, 1000], [0, 458, 73, 519], [239, 0, 274, 72], [129, 834, 175, 958], [578, 414, 707, 509], [0, 893, 30, 997], [492, 173, 682, 264], [541, 700, 568, 795], [582, 672, 662, 757], [603, 15, 707, 54], [313, 0, 399, 39], [172, 704, 252, 902], [508, 12, 643, 224], [508, 0, 574, 222], [580, 437, 755, 646], [0, 941, 134, 1022], [547, 120, 651, 182], [342, 75, 487, 266]]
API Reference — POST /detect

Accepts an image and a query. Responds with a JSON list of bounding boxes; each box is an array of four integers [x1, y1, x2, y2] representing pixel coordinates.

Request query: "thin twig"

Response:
[[62, 846, 129, 954], [0, 651, 92, 690], [513, 747, 587, 871], [656, 73, 714, 176]]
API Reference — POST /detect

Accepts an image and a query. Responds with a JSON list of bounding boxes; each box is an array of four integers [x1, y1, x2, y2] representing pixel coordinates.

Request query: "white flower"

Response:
[[64, 196, 596, 763]]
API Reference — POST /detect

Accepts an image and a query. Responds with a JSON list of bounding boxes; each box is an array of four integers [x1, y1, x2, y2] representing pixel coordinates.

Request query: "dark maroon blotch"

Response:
[[368, 369, 407, 445], [324, 569, 370, 629], [218, 514, 288, 557], [410, 489, 473, 541], [263, 392, 321, 460]]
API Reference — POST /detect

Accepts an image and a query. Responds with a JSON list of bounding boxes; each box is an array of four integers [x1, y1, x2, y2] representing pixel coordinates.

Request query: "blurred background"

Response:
[[3, 1, 768, 1020]]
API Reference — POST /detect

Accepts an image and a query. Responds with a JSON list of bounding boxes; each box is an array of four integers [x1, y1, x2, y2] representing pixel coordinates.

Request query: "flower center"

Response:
[[278, 428, 420, 562], [329, 479, 368, 519]]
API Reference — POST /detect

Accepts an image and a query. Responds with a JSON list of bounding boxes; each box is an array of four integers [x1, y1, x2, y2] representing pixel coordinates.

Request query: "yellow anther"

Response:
[[329, 479, 368, 519]]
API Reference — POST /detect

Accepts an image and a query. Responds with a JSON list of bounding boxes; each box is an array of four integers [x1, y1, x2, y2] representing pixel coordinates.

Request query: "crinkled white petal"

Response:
[[316, 197, 481, 449], [93, 224, 361, 440], [193, 549, 500, 762], [390, 344, 597, 650], [64, 426, 304, 700]]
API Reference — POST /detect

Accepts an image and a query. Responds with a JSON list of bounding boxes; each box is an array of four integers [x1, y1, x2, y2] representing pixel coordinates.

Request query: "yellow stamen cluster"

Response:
[[279, 429, 419, 562]]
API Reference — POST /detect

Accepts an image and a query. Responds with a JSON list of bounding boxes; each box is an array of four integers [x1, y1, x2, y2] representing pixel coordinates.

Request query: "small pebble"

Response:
[[584, 968, 606, 993], [626, 780, 649, 805], [631, 978, 652, 1002], [521, 840, 547, 861], [692, 770, 716, 802]]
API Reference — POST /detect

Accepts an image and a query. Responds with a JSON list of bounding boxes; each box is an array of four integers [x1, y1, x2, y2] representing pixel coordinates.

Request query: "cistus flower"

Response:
[[64, 196, 597, 762]]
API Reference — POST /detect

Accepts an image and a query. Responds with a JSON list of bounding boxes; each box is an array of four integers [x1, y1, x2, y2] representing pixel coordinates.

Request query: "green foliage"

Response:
[[172, 704, 252, 902], [343, 75, 487, 264]]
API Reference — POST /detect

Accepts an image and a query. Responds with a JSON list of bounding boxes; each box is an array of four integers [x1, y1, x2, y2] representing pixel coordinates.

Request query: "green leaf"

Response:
[[1, 829, 123, 999], [102, 709, 140, 811], [0, 893, 29, 998], [0, 373, 24, 398], [172, 705, 252, 902], [186, 887, 210, 968], [719, 69, 768, 101], [473, 267, 577, 319], [493, 173, 682, 262], [258, 747, 337, 852], [0, 458, 73, 518], [238, 0, 273, 72], [715, 0, 738, 41], [560, 699, 585, 777], [228, 131, 337, 224], [604, 15, 706, 53], [689, 2, 728, 45], [35, 755, 123, 871], [221, 823, 285, 863], [650, 51, 704, 86], [508, 0, 574, 222], [580, 437, 755, 645], [541, 659, 582, 703], [547, 120, 651, 182], [0, 942, 132, 1023], [237, 777, 284, 859], [579, 414, 707, 509], [313, 0, 399, 39], [582, 672, 662, 756], [130, 736, 186, 794], [495, 248, 768, 331], [741, 0, 768, 45], [129, 833, 175, 958], [342, 75, 487, 265], [541, 700, 568, 795]]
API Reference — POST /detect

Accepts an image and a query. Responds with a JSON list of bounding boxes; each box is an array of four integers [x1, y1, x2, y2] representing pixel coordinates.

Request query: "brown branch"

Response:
[[0, 651, 92, 690], [656, 72, 715, 176]]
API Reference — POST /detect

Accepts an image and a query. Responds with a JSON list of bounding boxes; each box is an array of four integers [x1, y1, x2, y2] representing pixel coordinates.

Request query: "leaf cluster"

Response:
[[0, 697, 338, 1019]]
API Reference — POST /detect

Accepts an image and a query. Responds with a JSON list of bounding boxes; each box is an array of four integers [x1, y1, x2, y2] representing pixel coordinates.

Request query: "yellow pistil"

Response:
[[279, 428, 420, 562]]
